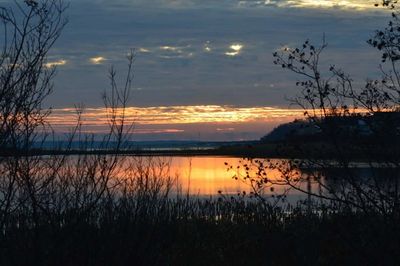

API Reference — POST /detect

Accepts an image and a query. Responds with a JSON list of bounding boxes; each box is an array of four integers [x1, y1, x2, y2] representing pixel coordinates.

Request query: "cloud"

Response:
[[216, 127, 235, 131], [89, 56, 106, 64], [225, 43, 244, 56], [273, 0, 381, 10], [48, 0, 389, 109], [47, 105, 303, 140], [160, 46, 181, 51], [49, 105, 303, 126], [85, 0, 386, 11], [45, 59, 67, 68], [203, 41, 212, 52], [131, 128, 185, 134], [157, 45, 195, 59], [138, 47, 151, 53]]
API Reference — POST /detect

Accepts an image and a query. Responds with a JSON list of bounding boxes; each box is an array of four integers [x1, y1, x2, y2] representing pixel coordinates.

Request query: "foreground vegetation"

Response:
[[1, 194, 400, 266]]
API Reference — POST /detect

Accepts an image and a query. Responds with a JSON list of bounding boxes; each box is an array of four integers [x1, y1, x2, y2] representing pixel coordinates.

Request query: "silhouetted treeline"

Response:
[[262, 111, 400, 146]]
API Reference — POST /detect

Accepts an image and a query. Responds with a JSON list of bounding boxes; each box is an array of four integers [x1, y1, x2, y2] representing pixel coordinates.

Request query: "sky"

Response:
[[10, 0, 394, 140]]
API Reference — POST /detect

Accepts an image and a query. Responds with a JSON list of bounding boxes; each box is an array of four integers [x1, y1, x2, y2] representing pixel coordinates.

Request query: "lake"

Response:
[[120, 156, 311, 203], [33, 154, 398, 205], [119, 155, 400, 204]]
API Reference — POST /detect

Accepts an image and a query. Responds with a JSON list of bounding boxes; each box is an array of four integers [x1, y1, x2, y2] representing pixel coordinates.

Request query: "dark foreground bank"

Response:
[[1, 197, 400, 266]]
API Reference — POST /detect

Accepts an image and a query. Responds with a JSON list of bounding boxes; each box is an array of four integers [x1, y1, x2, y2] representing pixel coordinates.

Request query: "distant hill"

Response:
[[261, 111, 400, 144], [260, 119, 321, 143]]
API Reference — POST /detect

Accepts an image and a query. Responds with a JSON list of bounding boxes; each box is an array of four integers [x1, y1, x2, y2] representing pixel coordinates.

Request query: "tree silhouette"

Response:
[[233, 1, 400, 216], [0, 0, 68, 153]]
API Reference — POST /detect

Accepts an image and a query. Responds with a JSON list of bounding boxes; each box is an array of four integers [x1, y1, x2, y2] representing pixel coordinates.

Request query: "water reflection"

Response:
[[114, 156, 324, 200], [170, 157, 248, 196], [124, 156, 306, 198], [51, 154, 399, 205], [121, 156, 400, 204]]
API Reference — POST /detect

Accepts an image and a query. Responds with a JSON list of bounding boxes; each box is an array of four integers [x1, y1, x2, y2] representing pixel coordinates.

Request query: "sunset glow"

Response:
[[292, 0, 377, 10], [169, 157, 292, 195], [239, 0, 385, 10], [49, 105, 302, 126], [47, 105, 303, 139]]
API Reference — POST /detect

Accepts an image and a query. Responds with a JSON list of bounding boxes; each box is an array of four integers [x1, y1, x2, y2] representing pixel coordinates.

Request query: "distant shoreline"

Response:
[[1, 141, 398, 161], [0, 142, 279, 158]]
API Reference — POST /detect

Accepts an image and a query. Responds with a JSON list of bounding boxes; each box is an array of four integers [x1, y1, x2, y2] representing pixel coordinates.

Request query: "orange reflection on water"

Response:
[[168, 156, 299, 196], [171, 157, 246, 195], [115, 156, 311, 199]]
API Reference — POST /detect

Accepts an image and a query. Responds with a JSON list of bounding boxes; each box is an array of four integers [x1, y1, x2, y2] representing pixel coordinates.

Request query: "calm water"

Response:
[[40, 155, 399, 203], [132, 156, 399, 202], [155, 156, 308, 199], [169, 156, 250, 195]]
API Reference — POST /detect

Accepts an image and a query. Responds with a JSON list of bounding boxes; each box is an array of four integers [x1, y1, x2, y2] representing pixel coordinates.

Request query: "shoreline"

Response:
[[1, 141, 399, 161]]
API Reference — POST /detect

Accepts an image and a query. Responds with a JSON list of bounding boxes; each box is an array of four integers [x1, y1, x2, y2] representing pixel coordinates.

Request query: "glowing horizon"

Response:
[[48, 105, 303, 126], [47, 105, 304, 140], [288, 0, 379, 10], [237, 0, 386, 11]]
